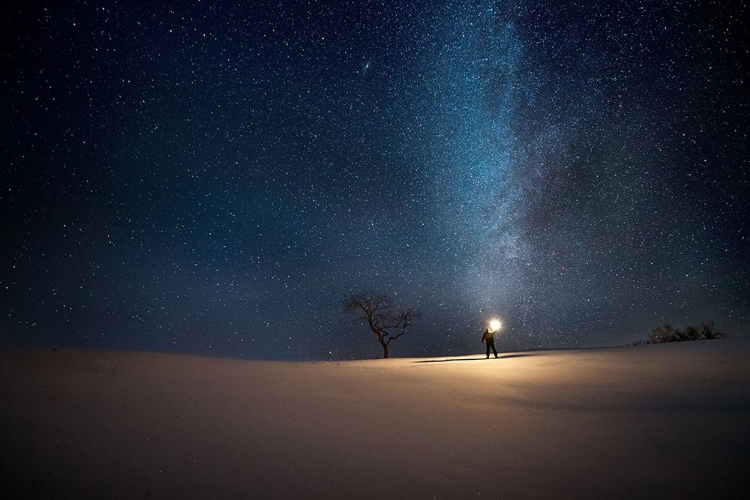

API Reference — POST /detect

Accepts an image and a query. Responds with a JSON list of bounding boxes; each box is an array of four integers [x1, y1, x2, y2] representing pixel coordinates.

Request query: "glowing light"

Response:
[[489, 319, 502, 332]]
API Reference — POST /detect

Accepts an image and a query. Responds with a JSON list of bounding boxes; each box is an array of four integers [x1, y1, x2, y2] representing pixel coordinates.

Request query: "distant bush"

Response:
[[644, 321, 727, 344]]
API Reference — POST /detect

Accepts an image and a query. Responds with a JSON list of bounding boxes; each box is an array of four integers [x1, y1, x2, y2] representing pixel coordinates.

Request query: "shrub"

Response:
[[646, 321, 727, 344]]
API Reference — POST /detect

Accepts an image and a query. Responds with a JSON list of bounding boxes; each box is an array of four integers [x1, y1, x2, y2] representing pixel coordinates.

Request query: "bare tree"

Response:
[[344, 292, 420, 358]]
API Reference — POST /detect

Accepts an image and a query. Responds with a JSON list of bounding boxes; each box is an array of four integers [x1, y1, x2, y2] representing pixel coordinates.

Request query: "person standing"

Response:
[[482, 328, 498, 358]]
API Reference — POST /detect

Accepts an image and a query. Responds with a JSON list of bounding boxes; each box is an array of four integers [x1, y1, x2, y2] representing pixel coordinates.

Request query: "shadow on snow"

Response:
[[414, 354, 533, 363]]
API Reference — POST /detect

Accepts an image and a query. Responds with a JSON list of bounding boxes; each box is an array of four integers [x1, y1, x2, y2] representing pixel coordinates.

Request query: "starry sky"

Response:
[[2, 0, 748, 360]]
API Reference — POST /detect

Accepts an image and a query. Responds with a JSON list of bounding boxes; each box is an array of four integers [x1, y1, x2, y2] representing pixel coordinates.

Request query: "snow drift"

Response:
[[2, 338, 748, 498]]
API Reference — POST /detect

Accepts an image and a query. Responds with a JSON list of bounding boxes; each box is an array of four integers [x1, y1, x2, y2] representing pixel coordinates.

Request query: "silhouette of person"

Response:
[[482, 328, 498, 358]]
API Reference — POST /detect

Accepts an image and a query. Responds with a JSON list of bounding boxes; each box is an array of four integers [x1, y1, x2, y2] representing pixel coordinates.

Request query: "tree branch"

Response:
[[344, 292, 420, 358]]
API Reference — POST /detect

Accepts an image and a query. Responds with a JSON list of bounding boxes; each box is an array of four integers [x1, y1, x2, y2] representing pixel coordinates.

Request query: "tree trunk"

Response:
[[382, 342, 389, 359]]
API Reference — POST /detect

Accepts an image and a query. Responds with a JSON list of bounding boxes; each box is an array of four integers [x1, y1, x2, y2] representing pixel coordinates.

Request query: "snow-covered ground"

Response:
[[2, 338, 748, 498]]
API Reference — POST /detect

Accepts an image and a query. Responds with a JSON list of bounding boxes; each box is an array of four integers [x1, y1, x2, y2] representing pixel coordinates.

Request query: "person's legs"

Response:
[[491, 342, 498, 357], [486, 343, 490, 358]]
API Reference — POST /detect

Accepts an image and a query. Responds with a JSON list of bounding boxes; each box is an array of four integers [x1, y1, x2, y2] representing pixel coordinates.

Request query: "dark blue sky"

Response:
[[2, 0, 748, 359]]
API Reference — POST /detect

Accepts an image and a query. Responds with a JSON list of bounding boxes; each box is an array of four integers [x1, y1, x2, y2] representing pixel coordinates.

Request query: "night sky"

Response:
[[2, 0, 748, 360]]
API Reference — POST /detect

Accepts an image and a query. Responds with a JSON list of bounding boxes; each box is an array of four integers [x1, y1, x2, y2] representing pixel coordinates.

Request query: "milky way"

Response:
[[1, 1, 748, 359]]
